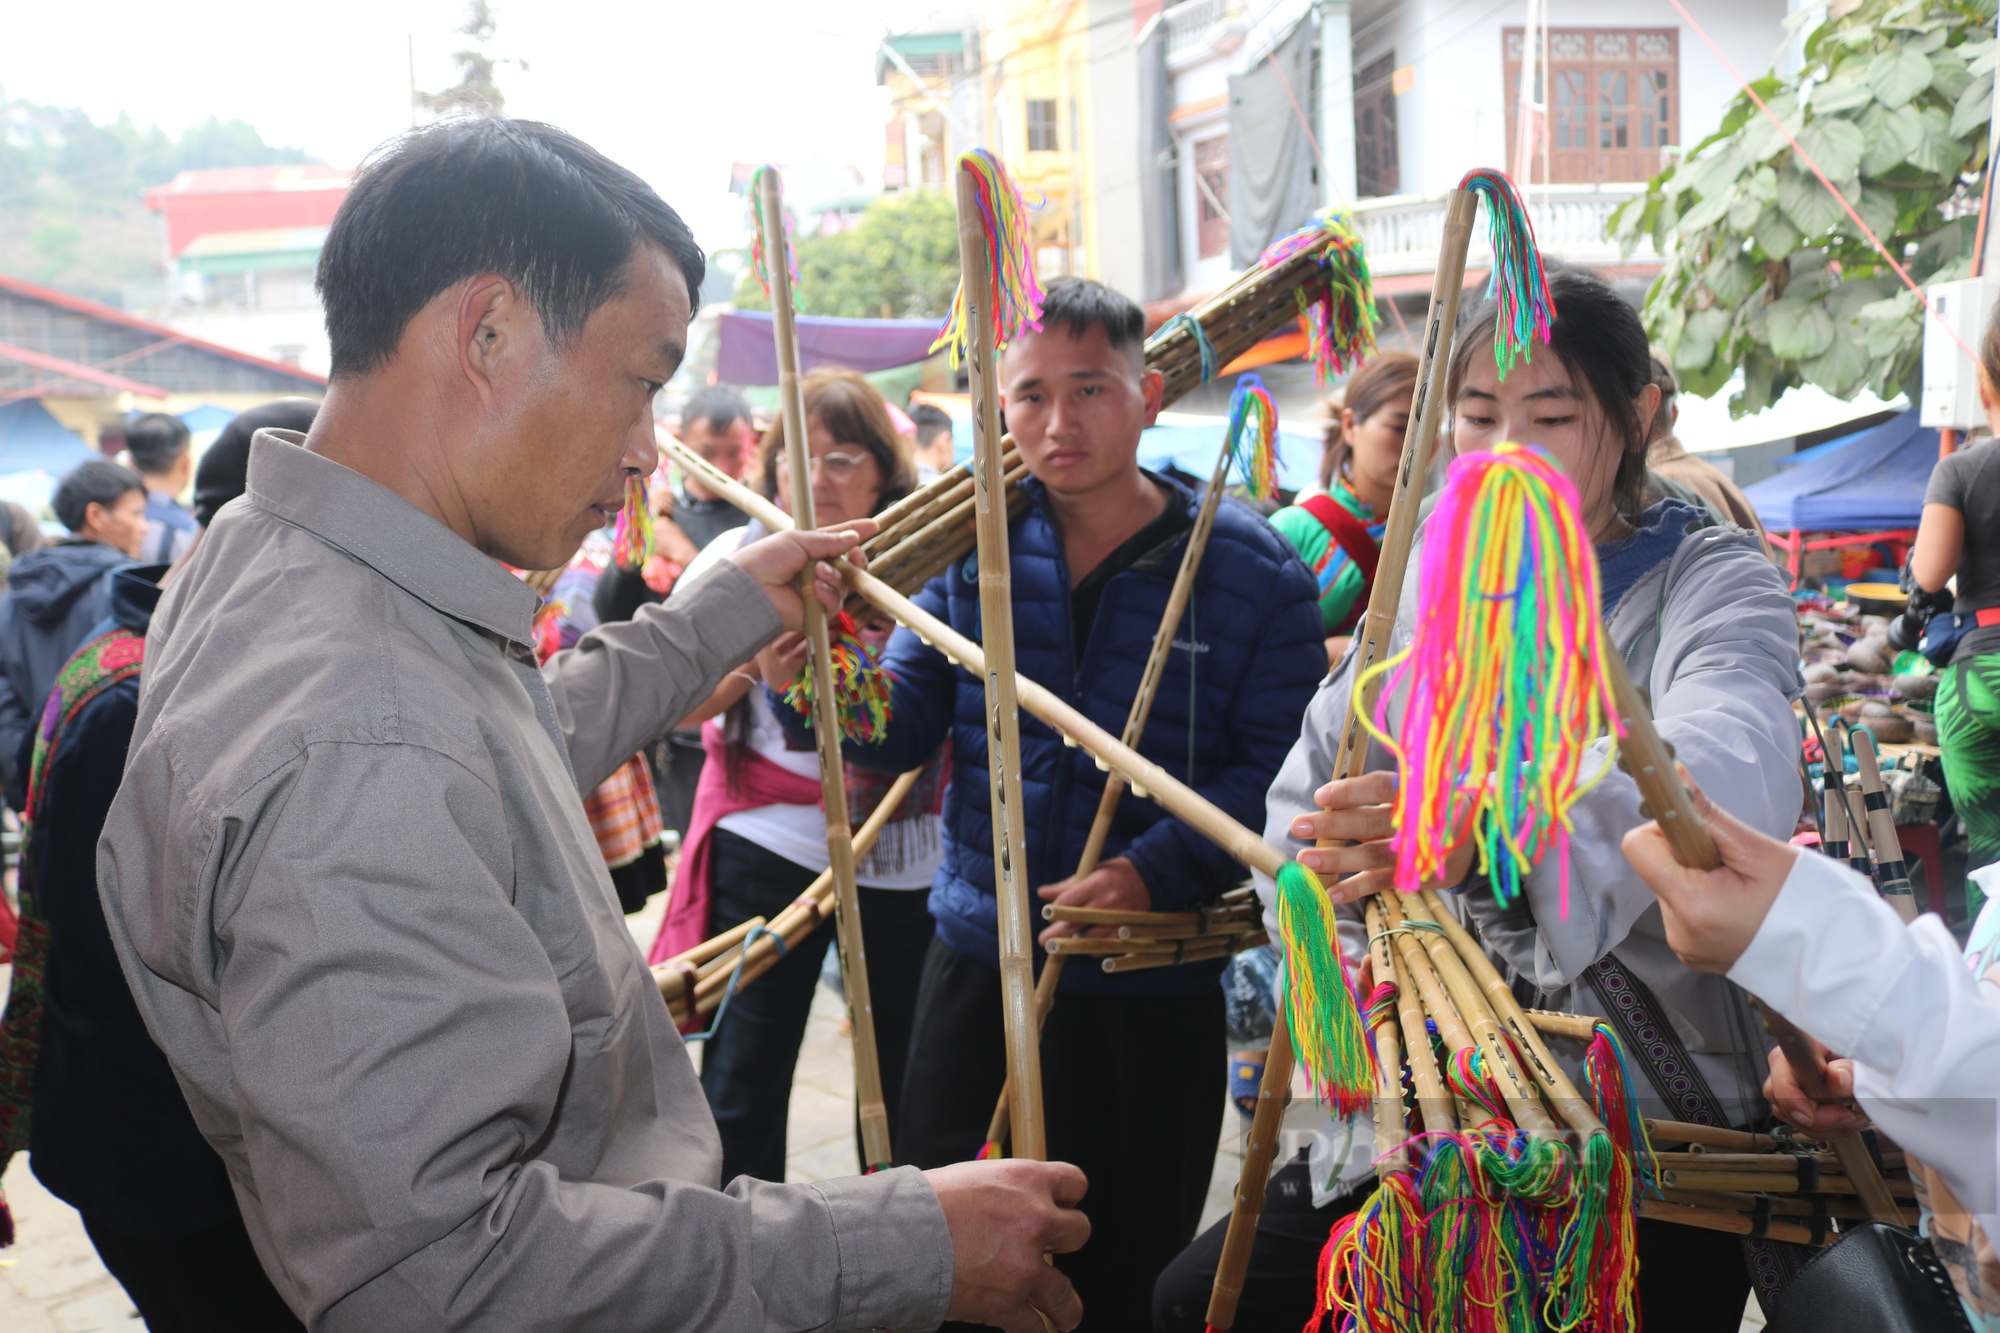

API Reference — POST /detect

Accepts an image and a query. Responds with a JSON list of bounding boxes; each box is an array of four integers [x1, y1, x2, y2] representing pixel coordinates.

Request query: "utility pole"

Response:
[[1317, 1, 1357, 207]]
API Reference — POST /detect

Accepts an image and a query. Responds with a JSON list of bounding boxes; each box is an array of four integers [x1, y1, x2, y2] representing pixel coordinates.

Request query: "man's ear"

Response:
[[1634, 382, 1663, 450], [1139, 367, 1165, 426], [457, 273, 531, 400]]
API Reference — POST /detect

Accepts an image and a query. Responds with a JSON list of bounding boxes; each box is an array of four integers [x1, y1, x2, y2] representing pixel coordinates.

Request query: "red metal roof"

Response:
[[144, 166, 354, 257], [0, 273, 328, 387], [0, 339, 169, 401]]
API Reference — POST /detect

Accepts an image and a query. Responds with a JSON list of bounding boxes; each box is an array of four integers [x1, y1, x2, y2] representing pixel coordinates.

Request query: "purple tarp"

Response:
[[715, 311, 945, 385]]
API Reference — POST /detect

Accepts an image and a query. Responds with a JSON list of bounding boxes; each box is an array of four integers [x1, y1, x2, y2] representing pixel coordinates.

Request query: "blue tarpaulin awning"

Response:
[[716, 311, 945, 385], [1742, 408, 1937, 531], [0, 400, 91, 475]]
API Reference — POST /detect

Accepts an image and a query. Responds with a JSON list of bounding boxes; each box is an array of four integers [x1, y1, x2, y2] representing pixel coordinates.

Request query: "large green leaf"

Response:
[[1910, 104, 1971, 174], [1729, 186, 1768, 231], [1867, 47, 1936, 107], [1739, 93, 1803, 162], [1679, 188, 1735, 231], [1858, 102, 1929, 174], [1930, 48, 1971, 99], [1803, 329, 1873, 395], [1767, 296, 1836, 359], [1798, 117, 1866, 181], [1812, 70, 1876, 113], [1676, 307, 1733, 371], [1777, 168, 1848, 236], [1753, 205, 1803, 258], [1704, 253, 1764, 306], [1678, 142, 1746, 200], [1950, 70, 1994, 137]]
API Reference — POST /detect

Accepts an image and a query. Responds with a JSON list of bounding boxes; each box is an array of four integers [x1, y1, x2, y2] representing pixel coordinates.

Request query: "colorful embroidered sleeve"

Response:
[[1269, 487, 1381, 633]]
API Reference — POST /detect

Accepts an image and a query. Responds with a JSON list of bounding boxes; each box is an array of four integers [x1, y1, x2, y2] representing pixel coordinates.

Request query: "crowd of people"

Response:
[[0, 111, 1992, 1333]]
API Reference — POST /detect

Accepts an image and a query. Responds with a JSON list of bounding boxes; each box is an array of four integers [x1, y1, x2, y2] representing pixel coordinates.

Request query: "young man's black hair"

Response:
[[53, 460, 145, 535], [316, 117, 706, 378], [681, 385, 752, 435], [1033, 276, 1146, 359], [124, 413, 191, 477], [909, 403, 952, 448]]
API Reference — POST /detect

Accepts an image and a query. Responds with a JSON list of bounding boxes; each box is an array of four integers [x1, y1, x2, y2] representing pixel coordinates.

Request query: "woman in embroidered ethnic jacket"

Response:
[[1217, 268, 1801, 1333]]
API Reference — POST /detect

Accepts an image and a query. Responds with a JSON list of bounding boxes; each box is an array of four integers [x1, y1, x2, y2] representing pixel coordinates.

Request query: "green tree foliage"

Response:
[[0, 98, 313, 306], [734, 188, 960, 319], [1610, 0, 1997, 414]]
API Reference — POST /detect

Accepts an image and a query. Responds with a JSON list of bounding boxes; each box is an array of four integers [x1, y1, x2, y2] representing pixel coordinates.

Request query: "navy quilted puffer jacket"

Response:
[[781, 473, 1324, 996]]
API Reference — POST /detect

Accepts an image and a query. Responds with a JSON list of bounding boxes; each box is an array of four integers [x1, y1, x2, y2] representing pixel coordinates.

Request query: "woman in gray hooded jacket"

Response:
[[1153, 268, 1803, 1333]]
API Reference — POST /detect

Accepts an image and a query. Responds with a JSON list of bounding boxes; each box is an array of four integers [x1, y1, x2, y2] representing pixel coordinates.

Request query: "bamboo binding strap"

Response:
[[1850, 726, 1918, 921], [980, 375, 1284, 1159], [1203, 184, 1481, 1333]]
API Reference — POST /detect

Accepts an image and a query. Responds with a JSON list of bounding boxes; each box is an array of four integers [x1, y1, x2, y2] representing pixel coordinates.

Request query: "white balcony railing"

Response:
[[1351, 183, 1660, 277]]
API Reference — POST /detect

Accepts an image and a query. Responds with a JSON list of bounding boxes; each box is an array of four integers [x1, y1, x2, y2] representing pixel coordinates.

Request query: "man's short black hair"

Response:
[[53, 458, 144, 534], [317, 118, 706, 378], [1034, 277, 1145, 360], [909, 402, 952, 446], [681, 385, 752, 435], [124, 412, 191, 476]]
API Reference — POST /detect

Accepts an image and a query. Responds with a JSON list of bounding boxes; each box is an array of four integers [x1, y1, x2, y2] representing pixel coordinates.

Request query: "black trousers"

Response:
[[698, 827, 935, 1183], [1152, 1165, 1755, 1333], [82, 1208, 301, 1333], [899, 939, 1226, 1333]]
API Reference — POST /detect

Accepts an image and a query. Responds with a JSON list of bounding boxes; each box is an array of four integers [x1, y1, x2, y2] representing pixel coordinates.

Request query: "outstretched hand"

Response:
[[1620, 767, 1799, 974], [928, 1159, 1090, 1333], [728, 519, 876, 632], [1037, 857, 1150, 945]]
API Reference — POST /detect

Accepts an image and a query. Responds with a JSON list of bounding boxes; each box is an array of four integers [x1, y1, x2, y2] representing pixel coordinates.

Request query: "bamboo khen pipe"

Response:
[[1364, 897, 1411, 1174], [1637, 1199, 1830, 1247], [655, 433, 1296, 882], [1204, 186, 1482, 1333], [655, 770, 921, 1019], [1827, 719, 1877, 883], [1372, 898, 1458, 1137], [758, 169, 894, 1171], [1850, 727, 1918, 921], [1525, 1008, 1602, 1042], [1644, 1119, 1791, 1152], [1603, 648, 1908, 1227], [956, 163, 1046, 1165], [1411, 888, 1608, 1140], [1098, 932, 1268, 974]]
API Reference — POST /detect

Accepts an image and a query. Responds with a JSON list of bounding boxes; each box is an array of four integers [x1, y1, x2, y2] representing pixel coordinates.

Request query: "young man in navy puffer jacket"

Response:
[[768, 278, 1323, 1329]]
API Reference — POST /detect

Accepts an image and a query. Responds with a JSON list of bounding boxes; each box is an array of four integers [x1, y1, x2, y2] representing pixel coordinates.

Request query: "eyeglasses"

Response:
[[778, 449, 872, 479]]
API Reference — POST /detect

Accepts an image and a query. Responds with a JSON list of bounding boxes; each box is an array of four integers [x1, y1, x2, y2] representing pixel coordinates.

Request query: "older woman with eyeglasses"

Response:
[[650, 368, 950, 1186]]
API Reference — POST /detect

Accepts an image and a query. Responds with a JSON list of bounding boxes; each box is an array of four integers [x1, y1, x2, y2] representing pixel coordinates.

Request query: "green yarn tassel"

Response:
[[1274, 861, 1374, 1115]]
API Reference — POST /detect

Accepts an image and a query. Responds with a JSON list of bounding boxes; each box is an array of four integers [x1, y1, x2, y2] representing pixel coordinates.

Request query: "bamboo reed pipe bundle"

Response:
[[1851, 727, 1918, 920], [652, 437, 1297, 876], [1653, 1150, 1909, 1173], [1661, 1170, 1918, 1200], [657, 915, 767, 1000], [1644, 1120, 1799, 1153], [1661, 1188, 1919, 1226], [656, 770, 921, 1021], [1098, 931, 1269, 974], [1042, 886, 1255, 926], [1205, 190, 1480, 1333], [1364, 898, 1411, 1174], [1637, 1199, 1831, 1247], [1409, 888, 1608, 1139], [1372, 897, 1458, 1136], [1115, 917, 1259, 941], [1524, 1009, 1603, 1042]]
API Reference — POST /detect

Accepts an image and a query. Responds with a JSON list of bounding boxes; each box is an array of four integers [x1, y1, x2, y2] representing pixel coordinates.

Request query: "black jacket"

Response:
[[28, 565, 241, 1233], [0, 539, 131, 807]]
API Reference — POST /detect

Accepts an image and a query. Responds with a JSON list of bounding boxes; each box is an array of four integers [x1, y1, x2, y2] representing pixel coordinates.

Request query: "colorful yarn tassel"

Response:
[[1361, 444, 1622, 912], [933, 149, 1044, 367], [1256, 209, 1378, 384], [1319, 1170, 1426, 1333], [1159, 311, 1218, 382], [975, 1139, 1003, 1161], [1273, 862, 1374, 1115], [1223, 373, 1281, 503], [1458, 169, 1553, 380], [747, 164, 801, 305], [612, 474, 655, 568], [781, 611, 894, 745]]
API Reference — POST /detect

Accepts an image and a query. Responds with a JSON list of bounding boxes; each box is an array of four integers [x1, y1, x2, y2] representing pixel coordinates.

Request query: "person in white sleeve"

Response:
[[1626, 777, 2000, 1328]]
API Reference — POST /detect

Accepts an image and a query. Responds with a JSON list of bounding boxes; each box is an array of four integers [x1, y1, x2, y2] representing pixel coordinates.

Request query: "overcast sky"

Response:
[[3, 0, 938, 250]]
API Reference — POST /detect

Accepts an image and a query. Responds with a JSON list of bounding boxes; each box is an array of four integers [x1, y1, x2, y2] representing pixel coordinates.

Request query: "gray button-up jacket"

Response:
[[96, 432, 953, 1331]]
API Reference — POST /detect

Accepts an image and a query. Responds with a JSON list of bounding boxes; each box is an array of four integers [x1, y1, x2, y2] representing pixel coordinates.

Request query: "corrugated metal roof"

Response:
[[0, 274, 327, 401]]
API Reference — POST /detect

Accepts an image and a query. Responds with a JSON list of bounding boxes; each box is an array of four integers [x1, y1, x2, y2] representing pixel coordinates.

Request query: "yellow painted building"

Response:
[[989, 0, 1095, 281]]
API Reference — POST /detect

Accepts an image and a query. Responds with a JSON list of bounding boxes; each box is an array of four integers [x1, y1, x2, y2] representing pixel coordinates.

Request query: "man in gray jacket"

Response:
[[97, 117, 1085, 1332]]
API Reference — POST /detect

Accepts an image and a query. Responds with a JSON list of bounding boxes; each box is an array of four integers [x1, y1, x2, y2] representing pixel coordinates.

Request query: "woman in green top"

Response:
[[1268, 351, 1418, 664]]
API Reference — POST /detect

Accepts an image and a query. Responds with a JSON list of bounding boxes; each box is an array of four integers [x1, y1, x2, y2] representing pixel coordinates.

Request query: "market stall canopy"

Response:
[[1673, 376, 1907, 454], [1137, 411, 1322, 485], [1742, 408, 1938, 531], [0, 400, 91, 475], [716, 311, 944, 385]]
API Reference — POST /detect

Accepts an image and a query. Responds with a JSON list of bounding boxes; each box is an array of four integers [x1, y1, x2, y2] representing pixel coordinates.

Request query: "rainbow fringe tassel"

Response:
[[1458, 169, 1554, 380], [1274, 862, 1374, 1116], [1361, 444, 1622, 913], [933, 149, 1044, 367], [1256, 209, 1378, 384], [612, 475, 655, 568], [1159, 311, 1218, 383], [1224, 373, 1281, 503], [781, 611, 894, 746], [747, 164, 801, 305]]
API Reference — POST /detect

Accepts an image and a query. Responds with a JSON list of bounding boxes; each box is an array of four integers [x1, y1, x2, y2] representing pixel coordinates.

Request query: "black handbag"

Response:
[[1765, 1222, 1974, 1333]]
